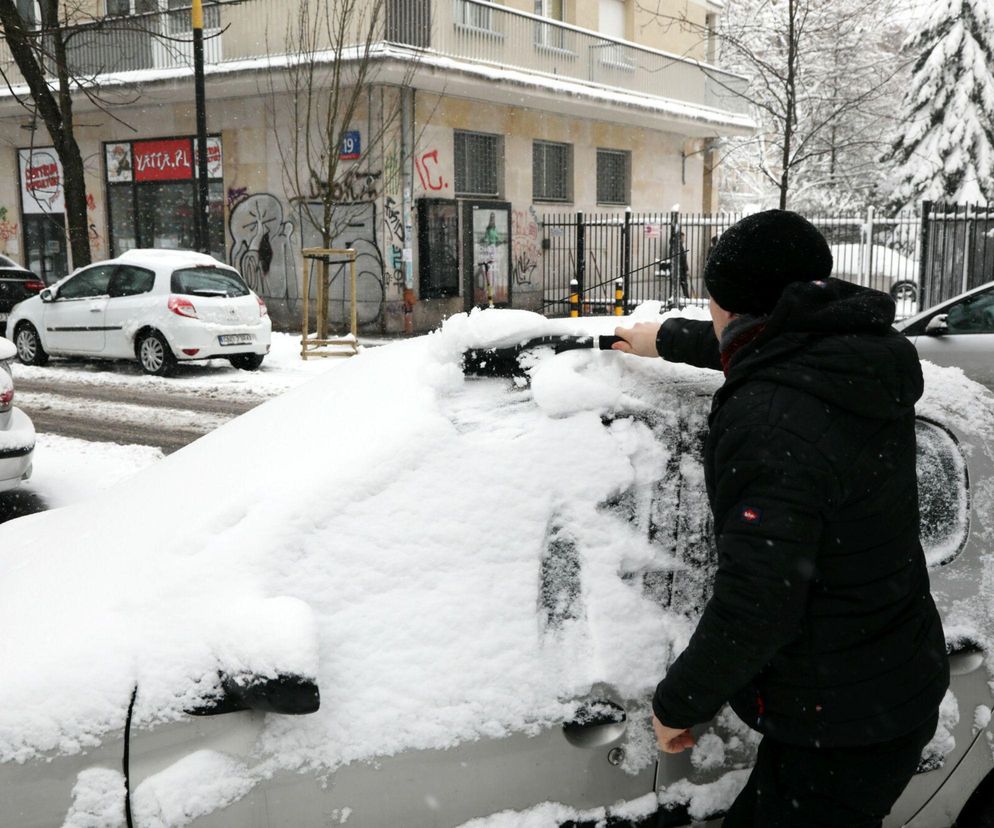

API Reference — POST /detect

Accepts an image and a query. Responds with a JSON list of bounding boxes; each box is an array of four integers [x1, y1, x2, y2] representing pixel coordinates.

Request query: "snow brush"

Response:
[[462, 334, 625, 379]]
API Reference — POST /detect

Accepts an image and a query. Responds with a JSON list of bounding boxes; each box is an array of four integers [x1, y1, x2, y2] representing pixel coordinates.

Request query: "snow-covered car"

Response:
[[0, 254, 45, 338], [0, 307, 992, 827], [8, 249, 271, 376], [894, 280, 994, 393], [0, 336, 34, 492]]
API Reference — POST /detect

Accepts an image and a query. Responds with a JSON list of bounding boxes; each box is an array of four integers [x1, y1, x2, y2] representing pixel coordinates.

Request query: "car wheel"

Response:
[[14, 323, 48, 366], [136, 331, 177, 376], [890, 281, 918, 303], [229, 353, 265, 371]]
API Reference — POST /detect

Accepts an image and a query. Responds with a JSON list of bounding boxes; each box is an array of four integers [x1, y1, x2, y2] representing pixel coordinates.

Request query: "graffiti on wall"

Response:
[[227, 186, 248, 208], [0, 207, 18, 248], [383, 151, 401, 197], [511, 206, 541, 287], [301, 200, 386, 327], [229, 192, 298, 301], [304, 168, 382, 204], [384, 195, 406, 289], [415, 149, 447, 192]]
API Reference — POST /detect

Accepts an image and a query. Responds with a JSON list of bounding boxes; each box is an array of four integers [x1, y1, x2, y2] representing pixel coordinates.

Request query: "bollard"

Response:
[[569, 279, 580, 318], [614, 278, 624, 316]]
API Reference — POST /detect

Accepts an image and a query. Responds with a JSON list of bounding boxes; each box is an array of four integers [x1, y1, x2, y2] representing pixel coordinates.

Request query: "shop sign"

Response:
[[19, 147, 65, 215], [106, 143, 133, 183], [193, 136, 224, 178], [133, 138, 194, 182]]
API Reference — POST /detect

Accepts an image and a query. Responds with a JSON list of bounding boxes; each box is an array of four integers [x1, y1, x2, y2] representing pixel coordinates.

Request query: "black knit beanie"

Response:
[[704, 210, 833, 316]]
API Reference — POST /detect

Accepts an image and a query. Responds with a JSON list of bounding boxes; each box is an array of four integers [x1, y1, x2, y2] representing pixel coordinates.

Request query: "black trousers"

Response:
[[721, 713, 939, 828]]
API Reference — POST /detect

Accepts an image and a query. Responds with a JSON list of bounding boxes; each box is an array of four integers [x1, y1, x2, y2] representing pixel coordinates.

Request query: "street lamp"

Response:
[[192, 0, 210, 254]]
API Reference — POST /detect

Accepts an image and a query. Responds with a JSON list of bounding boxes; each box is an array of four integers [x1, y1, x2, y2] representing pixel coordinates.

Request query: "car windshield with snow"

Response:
[[1, 307, 993, 827]]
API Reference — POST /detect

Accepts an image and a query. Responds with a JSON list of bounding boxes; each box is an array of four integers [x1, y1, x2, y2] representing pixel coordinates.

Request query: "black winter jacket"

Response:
[[651, 279, 948, 748]]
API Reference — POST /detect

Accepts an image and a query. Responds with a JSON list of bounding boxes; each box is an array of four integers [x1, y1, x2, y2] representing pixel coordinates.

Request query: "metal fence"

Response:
[[541, 208, 924, 318], [920, 202, 994, 308]]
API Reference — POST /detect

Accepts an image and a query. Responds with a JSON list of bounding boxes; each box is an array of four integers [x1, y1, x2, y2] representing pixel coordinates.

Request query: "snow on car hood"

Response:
[[1, 303, 992, 788], [0, 304, 711, 769]]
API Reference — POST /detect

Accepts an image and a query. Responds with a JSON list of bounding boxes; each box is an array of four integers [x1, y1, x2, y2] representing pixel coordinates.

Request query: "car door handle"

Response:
[[563, 700, 627, 748]]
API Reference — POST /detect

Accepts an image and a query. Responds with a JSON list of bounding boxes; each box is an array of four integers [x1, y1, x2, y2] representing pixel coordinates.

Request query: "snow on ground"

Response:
[[12, 332, 358, 401]]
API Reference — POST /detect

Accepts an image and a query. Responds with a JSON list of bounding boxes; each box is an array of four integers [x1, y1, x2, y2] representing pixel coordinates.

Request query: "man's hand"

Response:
[[612, 322, 662, 358], [652, 714, 696, 754]]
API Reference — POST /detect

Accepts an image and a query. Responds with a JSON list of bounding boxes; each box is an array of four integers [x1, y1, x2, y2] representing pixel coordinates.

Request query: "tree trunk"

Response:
[[0, 0, 91, 268], [779, 0, 798, 210]]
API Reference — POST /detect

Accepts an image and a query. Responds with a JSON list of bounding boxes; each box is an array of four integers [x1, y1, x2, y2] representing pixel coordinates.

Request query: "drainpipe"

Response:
[[401, 86, 415, 335]]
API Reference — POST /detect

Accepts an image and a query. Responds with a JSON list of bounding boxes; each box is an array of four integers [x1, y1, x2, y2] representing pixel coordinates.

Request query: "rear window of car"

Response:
[[171, 267, 249, 298]]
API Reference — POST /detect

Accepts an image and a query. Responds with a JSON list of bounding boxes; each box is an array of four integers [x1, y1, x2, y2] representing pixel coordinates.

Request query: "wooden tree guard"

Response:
[[301, 247, 359, 359]]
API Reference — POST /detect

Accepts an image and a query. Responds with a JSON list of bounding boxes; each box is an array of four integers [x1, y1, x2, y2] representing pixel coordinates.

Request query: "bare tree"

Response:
[[638, 0, 913, 211]]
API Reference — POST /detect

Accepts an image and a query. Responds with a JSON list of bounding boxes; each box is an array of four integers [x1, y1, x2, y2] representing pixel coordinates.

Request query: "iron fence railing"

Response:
[[919, 202, 994, 308], [541, 208, 923, 319]]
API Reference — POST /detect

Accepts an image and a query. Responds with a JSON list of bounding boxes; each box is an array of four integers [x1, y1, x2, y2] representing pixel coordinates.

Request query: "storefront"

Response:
[[104, 135, 225, 260]]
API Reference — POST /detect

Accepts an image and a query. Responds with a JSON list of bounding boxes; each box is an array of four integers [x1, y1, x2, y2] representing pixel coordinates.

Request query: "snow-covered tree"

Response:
[[887, 0, 994, 208]]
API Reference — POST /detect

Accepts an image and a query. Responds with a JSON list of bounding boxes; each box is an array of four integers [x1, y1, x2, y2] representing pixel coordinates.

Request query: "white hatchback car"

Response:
[[8, 249, 271, 376]]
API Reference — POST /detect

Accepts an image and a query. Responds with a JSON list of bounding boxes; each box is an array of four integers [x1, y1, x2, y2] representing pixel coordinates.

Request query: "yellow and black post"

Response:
[[614, 278, 624, 316], [192, 0, 210, 253], [569, 279, 580, 318]]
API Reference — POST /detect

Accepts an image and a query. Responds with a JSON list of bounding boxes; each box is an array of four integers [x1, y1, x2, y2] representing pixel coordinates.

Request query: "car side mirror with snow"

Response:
[[925, 314, 949, 336], [40, 288, 54, 303], [188, 673, 320, 717]]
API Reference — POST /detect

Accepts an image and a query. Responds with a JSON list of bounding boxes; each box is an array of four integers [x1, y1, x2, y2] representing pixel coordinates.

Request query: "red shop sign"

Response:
[[133, 138, 193, 182]]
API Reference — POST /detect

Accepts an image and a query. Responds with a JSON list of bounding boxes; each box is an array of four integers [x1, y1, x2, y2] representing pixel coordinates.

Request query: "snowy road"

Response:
[[16, 378, 258, 454]]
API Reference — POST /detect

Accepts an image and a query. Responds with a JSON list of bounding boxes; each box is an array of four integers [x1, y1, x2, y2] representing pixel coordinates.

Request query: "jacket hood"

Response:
[[719, 279, 923, 420]]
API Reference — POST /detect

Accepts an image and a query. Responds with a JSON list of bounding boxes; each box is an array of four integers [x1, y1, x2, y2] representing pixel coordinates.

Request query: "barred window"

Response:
[[597, 148, 630, 205], [456, 0, 493, 30], [533, 141, 572, 202], [454, 131, 502, 198]]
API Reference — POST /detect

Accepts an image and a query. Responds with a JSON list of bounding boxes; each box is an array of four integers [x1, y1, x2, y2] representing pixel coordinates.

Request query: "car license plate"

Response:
[[218, 334, 253, 346]]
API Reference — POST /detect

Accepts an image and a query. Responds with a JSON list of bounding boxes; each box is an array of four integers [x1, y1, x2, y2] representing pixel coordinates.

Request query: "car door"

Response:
[[104, 265, 157, 358], [907, 285, 994, 390], [43, 265, 116, 354]]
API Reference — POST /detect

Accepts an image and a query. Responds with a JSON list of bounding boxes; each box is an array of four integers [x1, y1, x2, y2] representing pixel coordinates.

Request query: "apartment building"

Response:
[[0, 0, 753, 333]]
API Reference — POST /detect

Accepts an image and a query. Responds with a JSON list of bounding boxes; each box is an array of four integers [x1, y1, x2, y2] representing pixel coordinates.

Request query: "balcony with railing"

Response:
[[0, 0, 750, 125]]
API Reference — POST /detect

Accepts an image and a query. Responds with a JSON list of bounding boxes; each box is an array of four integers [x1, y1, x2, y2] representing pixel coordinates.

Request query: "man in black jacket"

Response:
[[613, 210, 947, 827]]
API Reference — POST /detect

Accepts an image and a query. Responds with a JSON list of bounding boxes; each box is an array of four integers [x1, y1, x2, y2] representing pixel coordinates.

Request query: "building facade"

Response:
[[0, 0, 752, 333]]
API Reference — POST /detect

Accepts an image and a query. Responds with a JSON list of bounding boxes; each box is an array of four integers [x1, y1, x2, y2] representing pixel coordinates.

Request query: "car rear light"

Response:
[[182, 348, 200, 356], [24, 280, 45, 292], [257, 295, 268, 317], [0, 387, 12, 413], [168, 296, 198, 319]]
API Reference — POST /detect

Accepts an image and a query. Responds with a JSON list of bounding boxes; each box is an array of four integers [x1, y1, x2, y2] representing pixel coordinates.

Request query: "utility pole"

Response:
[[192, 0, 210, 253]]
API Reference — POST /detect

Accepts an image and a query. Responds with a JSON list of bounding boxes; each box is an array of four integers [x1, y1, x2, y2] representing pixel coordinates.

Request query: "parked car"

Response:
[[829, 243, 919, 304], [0, 309, 991, 827], [0, 254, 45, 337], [8, 249, 271, 376], [894, 279, 994, 392], [0, 335, 35, 492]]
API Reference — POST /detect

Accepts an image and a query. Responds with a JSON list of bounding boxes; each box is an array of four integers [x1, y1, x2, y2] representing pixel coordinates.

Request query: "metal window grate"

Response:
[[455, 131, 501, 198], [597, 149, 630, 205], [533, 141, 572, 202]]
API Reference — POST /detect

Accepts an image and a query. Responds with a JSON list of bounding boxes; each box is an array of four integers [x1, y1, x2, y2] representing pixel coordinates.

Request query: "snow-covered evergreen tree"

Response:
[[888, 0, 994, 207]]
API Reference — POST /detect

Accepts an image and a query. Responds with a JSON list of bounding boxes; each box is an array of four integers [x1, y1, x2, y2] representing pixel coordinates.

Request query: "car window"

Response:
[[108, 265, 155, 298], [58, 265, 116, 300], [944, 287, 994, 334], [916, 419, 969, 567], [171, 266, 249, 298]]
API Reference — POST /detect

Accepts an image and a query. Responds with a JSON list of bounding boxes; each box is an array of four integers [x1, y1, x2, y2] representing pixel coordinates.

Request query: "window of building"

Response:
[[454, 131, 502, 198], [456, 0, 493, 30], [599, 0, 626, 38], [106, 0, 157, 15], [596, 148, 630, 205], [418, 199, 460, 299], [533, 140, 572, 202], [534, 0, 568, 49]]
